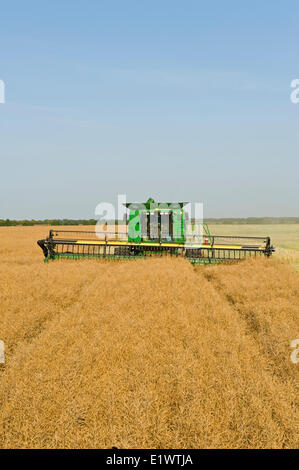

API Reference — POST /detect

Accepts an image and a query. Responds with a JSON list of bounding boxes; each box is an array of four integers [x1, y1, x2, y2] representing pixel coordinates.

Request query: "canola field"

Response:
[[0, 226, 298, 448]]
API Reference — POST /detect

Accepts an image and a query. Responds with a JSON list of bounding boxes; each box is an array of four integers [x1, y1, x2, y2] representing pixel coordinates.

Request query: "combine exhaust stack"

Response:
[[37, 199, 275, 264]]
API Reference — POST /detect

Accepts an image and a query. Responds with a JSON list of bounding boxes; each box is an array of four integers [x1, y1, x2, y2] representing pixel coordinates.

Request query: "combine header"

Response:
[[37, 198, 274, 264]]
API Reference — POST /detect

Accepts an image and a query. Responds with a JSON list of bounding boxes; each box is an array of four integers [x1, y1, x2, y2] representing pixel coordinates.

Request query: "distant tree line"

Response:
[[0, 219, 123, 227], [204, 217, 299, 225], [0, 217, 299, 227]]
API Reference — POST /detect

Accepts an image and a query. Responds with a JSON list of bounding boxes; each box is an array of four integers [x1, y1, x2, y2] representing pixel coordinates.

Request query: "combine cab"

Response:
[[37, 198, 275, 264]]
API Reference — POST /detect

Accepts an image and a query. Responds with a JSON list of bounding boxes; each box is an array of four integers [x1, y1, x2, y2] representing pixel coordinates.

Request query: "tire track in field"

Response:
[[198, 262, 299, 383], [0, 262, 107, 371], [0, 259, 143, 373], [195, 262, 298, 444]]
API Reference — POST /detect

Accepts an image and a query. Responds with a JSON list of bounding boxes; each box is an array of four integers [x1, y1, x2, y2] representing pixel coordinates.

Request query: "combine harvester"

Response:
[[37, 198, 274, 265]]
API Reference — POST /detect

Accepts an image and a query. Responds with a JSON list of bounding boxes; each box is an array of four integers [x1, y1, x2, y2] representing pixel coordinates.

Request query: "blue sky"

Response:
[[0, 0, 298, 218]]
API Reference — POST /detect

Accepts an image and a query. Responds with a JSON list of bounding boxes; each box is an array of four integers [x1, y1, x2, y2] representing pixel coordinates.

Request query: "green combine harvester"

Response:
[[37, 198, 274, 264]]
